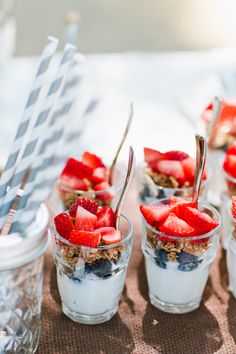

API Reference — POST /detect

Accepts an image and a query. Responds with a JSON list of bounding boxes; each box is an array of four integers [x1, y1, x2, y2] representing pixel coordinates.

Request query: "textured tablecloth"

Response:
[[37, 183, 236, 354]]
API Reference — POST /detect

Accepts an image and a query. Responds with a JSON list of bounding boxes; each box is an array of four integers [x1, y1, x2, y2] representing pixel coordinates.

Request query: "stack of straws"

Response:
[[0, 36, 95, 236]]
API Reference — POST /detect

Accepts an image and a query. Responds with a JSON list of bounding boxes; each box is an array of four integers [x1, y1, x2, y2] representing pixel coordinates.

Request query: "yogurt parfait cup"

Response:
[[52, 213, 134, 324], [227, 216, 236, 298], [0, 204, 49, 353], [141, 197, 220, 314]]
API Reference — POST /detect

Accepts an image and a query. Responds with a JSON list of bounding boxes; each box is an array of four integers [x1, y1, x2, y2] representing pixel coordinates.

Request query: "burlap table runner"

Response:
[[37, 184, 236, 354]]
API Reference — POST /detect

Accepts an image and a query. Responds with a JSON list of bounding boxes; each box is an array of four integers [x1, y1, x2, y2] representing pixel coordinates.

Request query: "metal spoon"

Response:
[[108, 103, 134, 185], [207, 96, 222, 144], [115, 146, 135, 229], [192, 133, 207, 207]]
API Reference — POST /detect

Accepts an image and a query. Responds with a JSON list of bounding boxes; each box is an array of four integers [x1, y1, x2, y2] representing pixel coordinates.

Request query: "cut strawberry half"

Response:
[[232, 196, 236, 218], [54, 213, 74, 239], [165, 150, 189, 161], [181, 157, 207, 184], [140, 204, 172, 227], [82, 151, 105, 169], [69, 198, 98, 217], [157, 160, 185, 183], [60, 174, 88, 191], [75, 206, 97, 231], [96, 206, 115, 228], [168, 196, 196, 218], [181, 206, 218, 234], [159, 212, 194, 237], [226, 142, 236, 156], [223, 154, 236, 178], [61, 157, 93, 179], [95, 226, 122, 245], [69, 230, 101, 247], [94, 182, 113, 201], [91, 167, 107, 184], [144, 147, 165, 172]]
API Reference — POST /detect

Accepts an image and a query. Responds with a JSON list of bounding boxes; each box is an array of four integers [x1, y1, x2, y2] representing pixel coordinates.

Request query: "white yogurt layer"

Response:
[[145, 256, 209, 305], [207, 149, 225, 207], [227, 238, 236, 298], [57, 268, 126, 316]]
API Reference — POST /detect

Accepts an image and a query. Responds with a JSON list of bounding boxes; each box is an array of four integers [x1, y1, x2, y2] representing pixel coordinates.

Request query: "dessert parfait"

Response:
[[139, 147, 207, 202], [140, 196, 220, 314], [226, 197, 236, 298], [58, 152, 124, 210], [52, 197, 133, 324]]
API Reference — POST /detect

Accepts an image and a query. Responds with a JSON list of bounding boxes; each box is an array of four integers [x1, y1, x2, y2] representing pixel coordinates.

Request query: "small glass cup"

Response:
[[141, 198, 220, 314], [58, 164, 124, 210], [222, 168, 236, 197], [227, 217, 236, 298], [51, 214, 134, 324]]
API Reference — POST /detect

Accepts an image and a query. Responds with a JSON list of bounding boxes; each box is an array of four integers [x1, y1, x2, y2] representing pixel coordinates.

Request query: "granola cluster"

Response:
[[208, 122, 236, 150], [59, 189, 111, 210]]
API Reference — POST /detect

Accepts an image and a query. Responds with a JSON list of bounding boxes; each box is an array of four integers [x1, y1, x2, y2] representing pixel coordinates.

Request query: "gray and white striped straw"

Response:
[[0, 36, 58, 211], [0, 43, 76, 232]]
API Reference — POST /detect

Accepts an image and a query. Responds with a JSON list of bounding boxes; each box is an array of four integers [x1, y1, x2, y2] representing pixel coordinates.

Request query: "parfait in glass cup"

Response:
[[52, 197, 134, 324], [58, 152, 124, 210], [140, 196, 220, 314], [226, 197, 236, 297], [139, 147, 208, 202]]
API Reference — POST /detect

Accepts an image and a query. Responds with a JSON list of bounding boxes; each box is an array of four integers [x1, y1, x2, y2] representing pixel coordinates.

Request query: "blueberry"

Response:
[[85, 259, 112, 278], [177, 252, 198, 272], [68, 275, 82, 283], [157, 188, 166, 199], [154, 249, 168, 269], [140, 186, 150, 201]]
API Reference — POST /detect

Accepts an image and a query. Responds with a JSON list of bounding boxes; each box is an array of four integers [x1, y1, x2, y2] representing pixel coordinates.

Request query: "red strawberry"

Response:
[[165, 150, 189, 161], [232, 196, 236, 218], [181, 157, 207, 183], [96, 206, 115, 228], [60, 174, 88, 191], [69, 230, 101, 247], [94, 182, 113, 201], [91, 167, 107, 184], [69, 198, 98, 217], [95, 226, 121, 245], [159, 213, 194, 236], [181, 207, 218, 234], [168, 196, 196, 218], [82, 152, 105, 169], [223, 154, 236, 178], [75, 206, 97, 231], [227, 142, 236, 156], [157, 160, 185, 183], [54, 213, 74, 239], [144, 147, 165, 172], [140, 204, 172, 227], [61, 157, 93, 179]]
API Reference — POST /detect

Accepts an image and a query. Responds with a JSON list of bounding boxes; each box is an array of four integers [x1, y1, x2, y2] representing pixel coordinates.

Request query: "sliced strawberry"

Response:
[[61, 157, 93, 179], [75, 206, 97, 231], [82, 151, 105, 169], [168, 196, 196, 218], [232, 196, 236, 218], [226, 142, 236, 156], [168, 196, 186, 206], [54, 213, 73, 239], [140, 204, 172, 227], [91, 167, 107, 184], [159, 212, 194, 236], [94, 182, 113, 201], [223, 154, 236, 178], [69, 230, 101, 247], [144, 147, 165, 172], [181, 207, 218, 234], [96, 206, 115, 228], [95, 226, 122, 245], [157, 160, 185, 183], [60, 174, 88, 191], [165, 150, 189, 161], [181, 157, 207, 184], [69, 198, 98, 217]]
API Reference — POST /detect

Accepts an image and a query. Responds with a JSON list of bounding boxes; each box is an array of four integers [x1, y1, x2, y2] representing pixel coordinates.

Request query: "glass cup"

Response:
[[141, 198, 221, 314], [0, 204, 49, 354], [227, 217, 236, 298], [222, 168, 236, 197], [51, 214, 134, 324], [57, 164, 124, 211], [207, 148, 225, 206]]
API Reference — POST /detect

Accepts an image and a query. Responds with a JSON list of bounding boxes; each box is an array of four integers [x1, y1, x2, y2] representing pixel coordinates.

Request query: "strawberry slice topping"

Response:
[[96, 206, 115, 228], [232, 196, 236, 218], [61, 157, 93, 180], [140, 204, 172, 227], [82, 151, 105, 169], [181, 157, 207, 183], [159, 213, 194, 236], [94, 182, 113, 201], [181, 206, 219, 234], [75, 206, 97, 231], [60, 174, 88, 191], [165, 150, 189, 161], [91, 167, 107, 184], [69, 198, 98, 217], [69, 230, 101, 247], [157, 160, 185, 183], [144, 147, 165, 171], [54, 213, 73, 239], [95, 226, 122, 245], [223, 154, 236, 178]]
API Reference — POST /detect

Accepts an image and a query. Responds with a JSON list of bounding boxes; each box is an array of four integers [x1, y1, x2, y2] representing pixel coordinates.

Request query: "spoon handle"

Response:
[[192, 134, 207, 207], [207, 96, 222, 145], [108, 103, 134, 185], [115, 146, 135, 229]]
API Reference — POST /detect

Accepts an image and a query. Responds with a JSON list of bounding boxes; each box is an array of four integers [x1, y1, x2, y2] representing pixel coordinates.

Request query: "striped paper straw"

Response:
[[0, 36, 58, 211], [0, 44, 76, 231]]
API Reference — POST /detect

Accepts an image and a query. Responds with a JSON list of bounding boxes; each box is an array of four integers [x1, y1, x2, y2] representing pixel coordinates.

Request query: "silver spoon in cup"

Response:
[[192, 133, 207, 207]]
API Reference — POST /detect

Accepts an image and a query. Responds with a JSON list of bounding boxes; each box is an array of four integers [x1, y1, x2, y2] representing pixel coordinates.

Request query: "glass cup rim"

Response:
[[58, 163, 124, 194], [141, 162, 209, 192], [52, 213, 134, 250], [142, 197, 221, 241]]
